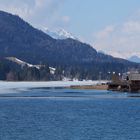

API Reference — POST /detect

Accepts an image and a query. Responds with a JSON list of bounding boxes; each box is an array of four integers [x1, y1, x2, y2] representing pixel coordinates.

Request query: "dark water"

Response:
[[0, 88, 140, 140]]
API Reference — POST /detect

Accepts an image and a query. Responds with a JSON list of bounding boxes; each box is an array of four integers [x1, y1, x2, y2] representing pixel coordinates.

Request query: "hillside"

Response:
[[0, 11, 139, 80], [0, 57, 52, 81]]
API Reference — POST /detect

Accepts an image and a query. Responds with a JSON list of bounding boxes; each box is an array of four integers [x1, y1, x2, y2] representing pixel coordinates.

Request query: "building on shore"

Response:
[[108, 71, 140, 92]]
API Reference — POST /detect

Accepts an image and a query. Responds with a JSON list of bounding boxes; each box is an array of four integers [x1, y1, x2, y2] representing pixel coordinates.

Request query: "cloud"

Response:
[[0, 0, 33, 18], [94, 11, 140, 59], [62, 16, 70, 23], [122, 21, 140, 34], [0, 0, 68, 29], [35, 0, 46, 8], [96, 25, 115, 39]]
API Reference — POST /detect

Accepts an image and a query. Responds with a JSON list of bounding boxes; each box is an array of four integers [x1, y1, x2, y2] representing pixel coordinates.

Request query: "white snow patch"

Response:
[[49, 67, 56, 74], [6, 57, 56, 72], [6, 57, 44, 69]]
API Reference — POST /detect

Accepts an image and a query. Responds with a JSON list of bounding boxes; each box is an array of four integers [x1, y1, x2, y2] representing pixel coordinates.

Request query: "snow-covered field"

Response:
[[0, 80, 107, 94]]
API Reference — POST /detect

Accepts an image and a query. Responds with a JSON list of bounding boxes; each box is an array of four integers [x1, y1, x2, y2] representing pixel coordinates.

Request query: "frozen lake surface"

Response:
[[0, 81, 106, 94]]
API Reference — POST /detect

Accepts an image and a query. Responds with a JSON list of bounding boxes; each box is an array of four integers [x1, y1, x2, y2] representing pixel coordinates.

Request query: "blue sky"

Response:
[[61, 0, 140, 42], [1, 0, 140, 58]]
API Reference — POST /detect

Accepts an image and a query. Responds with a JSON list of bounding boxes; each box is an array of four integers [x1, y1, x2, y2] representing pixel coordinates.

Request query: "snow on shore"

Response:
[[0, 80, 107, 94]]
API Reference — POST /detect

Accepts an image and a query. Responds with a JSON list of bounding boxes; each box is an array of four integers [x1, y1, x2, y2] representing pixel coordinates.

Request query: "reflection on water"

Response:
[[0, 87, 139, 99], [1, 88, 140, 140]]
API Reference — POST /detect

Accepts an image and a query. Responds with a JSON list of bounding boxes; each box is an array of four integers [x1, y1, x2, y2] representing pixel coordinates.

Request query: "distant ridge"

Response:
[[128, 56, 140, 63]]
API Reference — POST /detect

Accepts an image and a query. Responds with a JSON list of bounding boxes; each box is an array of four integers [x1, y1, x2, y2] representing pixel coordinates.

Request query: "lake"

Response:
[[0, 85, 140, 140]]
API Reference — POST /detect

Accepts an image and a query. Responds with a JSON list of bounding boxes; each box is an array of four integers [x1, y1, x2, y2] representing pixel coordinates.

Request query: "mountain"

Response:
[[128, 56, 140, 63], [0, 10, 139, 80], [0, 10, 101, 65], [44, 28, 78, 40]]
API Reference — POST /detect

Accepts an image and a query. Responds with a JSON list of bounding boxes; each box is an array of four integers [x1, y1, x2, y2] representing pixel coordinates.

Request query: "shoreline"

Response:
[[70, 84, 108, 90]]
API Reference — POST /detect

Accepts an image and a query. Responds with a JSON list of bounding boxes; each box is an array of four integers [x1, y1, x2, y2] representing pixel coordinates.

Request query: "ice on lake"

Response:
[[0, 80, 107, 94]]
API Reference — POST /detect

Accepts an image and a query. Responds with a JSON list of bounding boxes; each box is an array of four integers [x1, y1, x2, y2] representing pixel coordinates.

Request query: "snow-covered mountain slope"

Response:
[[6, 57, 56, 73], [44, 28, 78, 40], [6, 57, 42, 69]]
